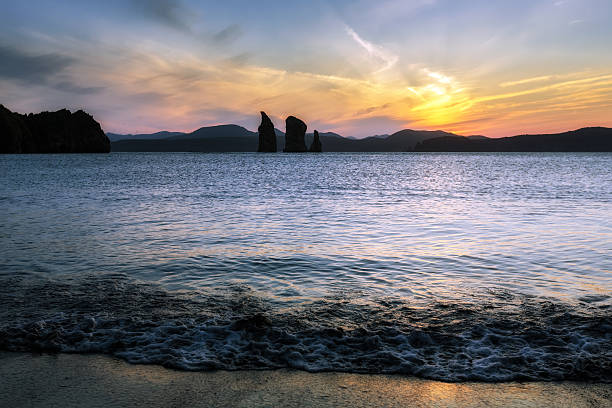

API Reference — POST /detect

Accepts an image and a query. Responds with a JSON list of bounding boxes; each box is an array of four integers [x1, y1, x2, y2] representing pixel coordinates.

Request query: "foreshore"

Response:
[[1, 352, 610, 408]]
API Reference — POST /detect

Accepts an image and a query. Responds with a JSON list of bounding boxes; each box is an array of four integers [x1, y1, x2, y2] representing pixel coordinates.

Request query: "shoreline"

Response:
[[1, 352, 610, 407]]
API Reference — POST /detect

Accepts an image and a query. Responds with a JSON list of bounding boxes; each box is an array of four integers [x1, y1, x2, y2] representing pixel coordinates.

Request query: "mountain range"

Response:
[[109, 125, 612, 152], [110, 126, 477, 152]]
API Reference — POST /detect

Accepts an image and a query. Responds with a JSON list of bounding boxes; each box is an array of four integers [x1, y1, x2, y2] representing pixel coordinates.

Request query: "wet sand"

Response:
[[1, 352, 610, 408]]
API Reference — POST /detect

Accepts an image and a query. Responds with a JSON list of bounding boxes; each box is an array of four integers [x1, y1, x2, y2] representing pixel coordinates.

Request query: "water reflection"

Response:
[[1, 152, 610, 303]]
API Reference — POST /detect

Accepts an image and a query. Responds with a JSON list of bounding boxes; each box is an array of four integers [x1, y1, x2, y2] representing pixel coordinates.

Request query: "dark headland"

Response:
[[1, 105, 110, 153], [0, 105, 111, 153]]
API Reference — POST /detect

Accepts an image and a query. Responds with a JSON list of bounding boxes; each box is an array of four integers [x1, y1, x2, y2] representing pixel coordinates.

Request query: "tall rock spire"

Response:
[[283, 116, 307, 152], [257, 111, 277, 152], [309, 130, 322, 152]]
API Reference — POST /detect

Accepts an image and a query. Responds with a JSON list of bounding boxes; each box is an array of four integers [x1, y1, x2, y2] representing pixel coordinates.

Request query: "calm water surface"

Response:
[[1, 152, 610, 381]]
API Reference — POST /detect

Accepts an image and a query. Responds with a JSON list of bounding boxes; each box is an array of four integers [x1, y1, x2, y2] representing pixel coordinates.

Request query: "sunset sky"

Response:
[[1, 0, 611, 137]]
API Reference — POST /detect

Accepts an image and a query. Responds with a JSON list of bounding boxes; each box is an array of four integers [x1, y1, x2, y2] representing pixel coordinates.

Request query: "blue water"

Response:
[[1, 152, 611, 381]]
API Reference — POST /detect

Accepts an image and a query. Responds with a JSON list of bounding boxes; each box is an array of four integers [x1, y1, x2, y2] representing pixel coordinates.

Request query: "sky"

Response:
[[1, 0, 611, 138]]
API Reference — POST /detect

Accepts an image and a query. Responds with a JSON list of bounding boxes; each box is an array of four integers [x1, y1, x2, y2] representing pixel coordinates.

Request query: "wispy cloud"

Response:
[[479, 74, 612, 104], [424, 69, 452, 84], [212, 24, 243, 45], [499, 75, 552, 88], [54, 81, 104, 95], [436, 72, 612, 136], [130, 0, 192, 32], [344, 26, 398, 74]]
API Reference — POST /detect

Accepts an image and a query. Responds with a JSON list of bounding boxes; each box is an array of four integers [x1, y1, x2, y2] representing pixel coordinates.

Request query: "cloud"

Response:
[[438, 72, 612, 136], [329, 115, 408, 137], [125, 91, 170, 104], [212, 24, 243, 45], [0, 44, 73, 84], [424, 69, 452, 84], [499, 75, 552, 88], [0, 44, 103, 95], [477, 74, 612, 104], [130, 0, 192, 31], [68, 44, 475, 136], [344, 26, 398, 73], [433, 116, 497, 130], [54, 81, 104, 95], [355, 104, 391, 115], [223, 53, 251, 67]]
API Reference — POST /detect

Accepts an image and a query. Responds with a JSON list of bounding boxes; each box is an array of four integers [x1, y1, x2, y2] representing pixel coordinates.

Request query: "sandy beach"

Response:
[[1, 352, 610, 408]]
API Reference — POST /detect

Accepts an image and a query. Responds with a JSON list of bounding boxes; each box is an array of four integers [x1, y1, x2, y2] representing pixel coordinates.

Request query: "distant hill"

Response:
[[107, 131, 185, 142], [415, 127, 612, 152], [166, 125, 253, 140], [109, 125, 612, 153], [110, 126, 457, 152]]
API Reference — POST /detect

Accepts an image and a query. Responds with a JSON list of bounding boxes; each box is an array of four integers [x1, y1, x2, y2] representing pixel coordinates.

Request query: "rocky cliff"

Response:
[[0, 105, 110, 153], [283, 116, 307, 152]]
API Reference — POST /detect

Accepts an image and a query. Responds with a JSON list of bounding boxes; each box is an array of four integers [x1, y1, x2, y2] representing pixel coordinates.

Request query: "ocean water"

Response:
[[0, 152, 610, 381]]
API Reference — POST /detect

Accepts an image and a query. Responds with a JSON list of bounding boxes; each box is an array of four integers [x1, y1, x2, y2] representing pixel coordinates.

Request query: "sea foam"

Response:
[[1, 275, 609, 382]]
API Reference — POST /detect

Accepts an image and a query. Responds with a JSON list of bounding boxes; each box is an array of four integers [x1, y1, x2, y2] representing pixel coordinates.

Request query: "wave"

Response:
[[0, 274, 610, 382]]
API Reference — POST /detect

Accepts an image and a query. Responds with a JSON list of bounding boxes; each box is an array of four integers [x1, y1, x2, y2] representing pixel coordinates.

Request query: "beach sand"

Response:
[[1, 352, 610, 408]]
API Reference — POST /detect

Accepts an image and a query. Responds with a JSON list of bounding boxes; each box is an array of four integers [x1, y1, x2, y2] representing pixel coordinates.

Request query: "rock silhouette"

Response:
[[283, 116, 307, 152], [257, 111, 277, 152], [309, 130, 322, 152], [0, 105, 110, 153]]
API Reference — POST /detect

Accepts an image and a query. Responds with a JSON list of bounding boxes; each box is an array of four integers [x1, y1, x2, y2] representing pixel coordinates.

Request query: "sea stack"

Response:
[[309, 130, 322, 152], [283, 116, 307, 152], [257, 111, 277, 152], [0, 105, 110, 153]]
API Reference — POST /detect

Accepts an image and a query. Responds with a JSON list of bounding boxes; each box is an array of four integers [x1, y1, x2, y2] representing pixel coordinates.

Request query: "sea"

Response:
[[0, 152, 610, 382]]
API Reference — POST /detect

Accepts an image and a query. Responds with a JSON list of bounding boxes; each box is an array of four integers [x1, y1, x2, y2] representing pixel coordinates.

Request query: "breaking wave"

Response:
[[0, 274, 610, 382]]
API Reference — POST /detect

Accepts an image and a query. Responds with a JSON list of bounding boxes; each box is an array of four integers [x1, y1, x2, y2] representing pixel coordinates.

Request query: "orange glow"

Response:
[[94, 46, 612, 137]]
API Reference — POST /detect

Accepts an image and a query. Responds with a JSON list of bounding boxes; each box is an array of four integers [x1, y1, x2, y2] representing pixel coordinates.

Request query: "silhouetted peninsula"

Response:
[[309, 130, 322, 152], [415, 127, 612, 152], [284, 116, 307, 152], [1, 105, 110, 153], [257, 111, 277, 152]]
